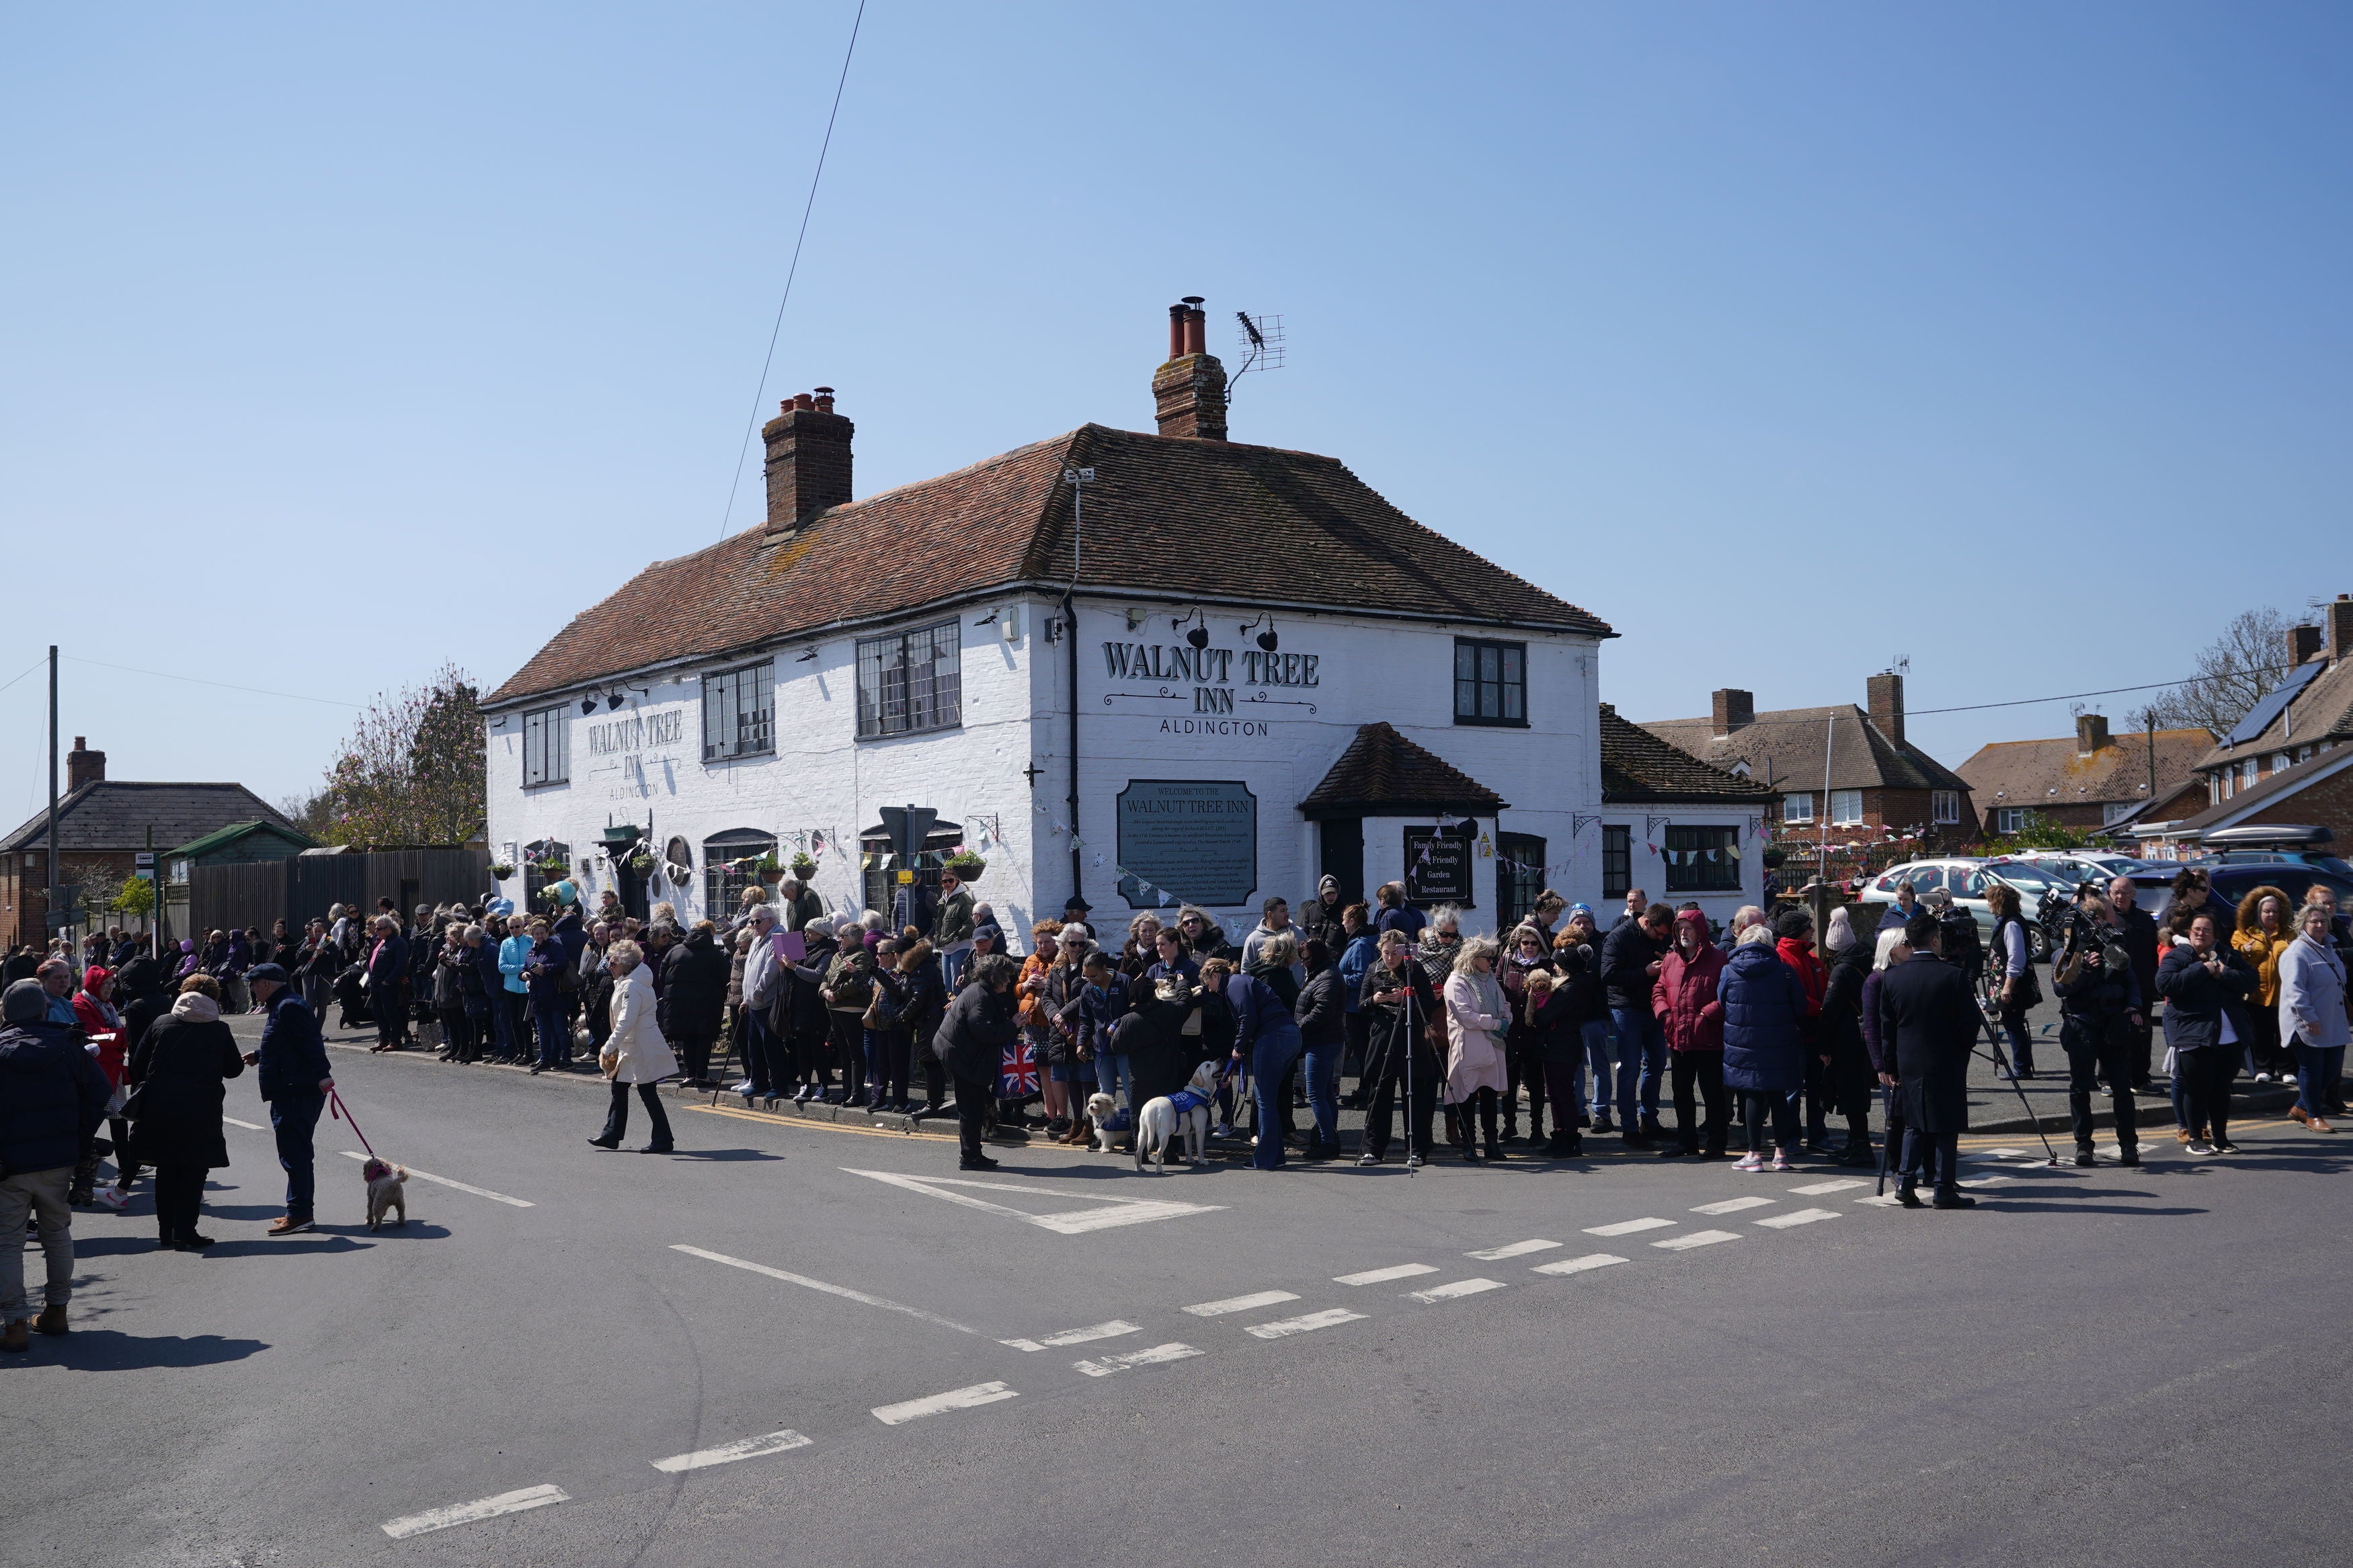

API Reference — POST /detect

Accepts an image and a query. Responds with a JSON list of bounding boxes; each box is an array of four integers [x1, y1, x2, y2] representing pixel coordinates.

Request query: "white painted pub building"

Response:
[[481, 304, 1768, 940]]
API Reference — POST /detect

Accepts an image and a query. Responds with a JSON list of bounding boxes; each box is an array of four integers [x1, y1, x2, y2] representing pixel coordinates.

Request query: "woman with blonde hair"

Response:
[[1443, 936, 1510, 1162], [588, 939, 676, 1153], [2231, 884, 2296, 1081]]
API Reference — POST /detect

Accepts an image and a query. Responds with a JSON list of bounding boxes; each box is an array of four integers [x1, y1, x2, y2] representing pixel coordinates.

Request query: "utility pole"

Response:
[[46, 645, 58, 951]]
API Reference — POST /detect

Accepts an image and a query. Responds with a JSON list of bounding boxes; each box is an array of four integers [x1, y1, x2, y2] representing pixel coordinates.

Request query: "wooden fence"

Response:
[[189, 848, 491, 938]]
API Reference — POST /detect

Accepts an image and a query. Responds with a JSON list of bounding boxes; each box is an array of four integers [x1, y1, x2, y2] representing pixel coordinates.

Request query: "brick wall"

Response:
[[2240, 761, 2353, 841]]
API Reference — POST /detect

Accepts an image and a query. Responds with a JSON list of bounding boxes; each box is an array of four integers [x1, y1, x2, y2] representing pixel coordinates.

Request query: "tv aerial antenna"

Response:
[[1228, 311, 1286, 403]]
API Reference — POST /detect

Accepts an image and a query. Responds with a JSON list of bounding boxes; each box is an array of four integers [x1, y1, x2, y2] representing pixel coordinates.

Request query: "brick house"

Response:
[[1638, 673, 1975, 848], [1954, 714, 2212, 837], [2182, 595, 2353, 814], [0, 738, 296, 948]]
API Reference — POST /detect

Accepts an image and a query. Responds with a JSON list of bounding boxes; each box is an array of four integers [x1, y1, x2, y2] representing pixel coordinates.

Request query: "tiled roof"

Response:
[[1299, 723, 1509, 819], [486, 425, 1612, 708], [2196, 653, 2353, 770], [0, 782, 295, 855], [1599, 704, 1774, 804], [2156, 745, 2353, 835], [1638, 704, 1971, 795], [1956, 728, 2212, 817]]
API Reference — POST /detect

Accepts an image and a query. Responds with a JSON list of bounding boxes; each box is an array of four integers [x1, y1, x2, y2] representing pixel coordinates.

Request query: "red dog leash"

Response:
[[329, 1087, 377, 1159]]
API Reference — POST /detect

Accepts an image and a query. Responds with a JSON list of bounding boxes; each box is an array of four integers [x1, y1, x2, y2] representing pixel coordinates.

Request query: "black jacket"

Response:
[[0, 1018, 112, 1175], [255, 989, 331, 1102], [1294, 966, 1345, 1046], [128, 1012, 245, 1169], [1875, 953, 1975, 1134], [2155, 944, 2256, 1053], [1599, 922, 1664, 1012], [658, 929, 730, 1040], [2116, 905, 2161, 1009], [933, 982, 1016, 1082], [1359, 957, 1440, 1079]]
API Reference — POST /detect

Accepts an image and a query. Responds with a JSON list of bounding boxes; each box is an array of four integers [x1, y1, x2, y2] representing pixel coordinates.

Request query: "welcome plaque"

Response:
[[1115, 779, 1257, 908]]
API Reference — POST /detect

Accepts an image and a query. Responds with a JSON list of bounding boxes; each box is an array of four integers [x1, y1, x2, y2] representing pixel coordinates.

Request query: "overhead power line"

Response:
[[717, 0, 868, 539], [63, 655, 360, 708], [1650, 663, 2306, 729]]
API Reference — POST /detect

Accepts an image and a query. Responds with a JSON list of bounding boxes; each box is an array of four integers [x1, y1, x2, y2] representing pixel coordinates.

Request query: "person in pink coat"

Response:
[[1443, 936, 1510, 1163], [1651, 910, 1728, 1159]]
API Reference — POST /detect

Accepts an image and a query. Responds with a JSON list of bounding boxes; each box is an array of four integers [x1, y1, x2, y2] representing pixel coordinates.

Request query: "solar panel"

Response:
[[2222, 659, 2321, 747]]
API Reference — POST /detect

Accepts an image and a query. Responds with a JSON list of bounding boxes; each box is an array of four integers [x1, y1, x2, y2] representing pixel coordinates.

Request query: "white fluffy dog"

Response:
[[1135, 1061, 1218, 1173], [1082, 1091, 1119, 1153]]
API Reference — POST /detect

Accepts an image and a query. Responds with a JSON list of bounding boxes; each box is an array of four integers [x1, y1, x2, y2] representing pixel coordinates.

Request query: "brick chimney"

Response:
[[1152, 298, 1228, 442], [1711, 688, 1754, 737], [2329, 593, 2353, 665], [2289, 622, 2323, 667], [1866, 672, 1905, 747], [67, 737, 105, 790], [2075, 712, 2110, 755], [762, 387, 852, 538]]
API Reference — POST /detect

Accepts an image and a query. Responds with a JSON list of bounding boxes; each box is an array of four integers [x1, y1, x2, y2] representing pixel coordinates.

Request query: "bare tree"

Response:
[[2148, 606, 2295, 737], [303, 665, 486, 848]]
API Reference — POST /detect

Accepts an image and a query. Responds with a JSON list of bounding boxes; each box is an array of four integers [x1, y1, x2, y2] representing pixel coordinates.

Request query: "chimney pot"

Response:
[[2076, 712, 2110, 754], [1183, 305, 1206, 358], [1866, 671, 1905, 748], [761, 389, 854, 536], [1168, 304, 1187, 361], [1710, 688, 1754, 737]]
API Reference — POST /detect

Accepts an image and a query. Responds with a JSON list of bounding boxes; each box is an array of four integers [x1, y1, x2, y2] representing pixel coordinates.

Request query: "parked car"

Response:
[[1853, 858, 2059, 960], [2002, 849, 2172, 880], [2186, 825, 2351, 878]]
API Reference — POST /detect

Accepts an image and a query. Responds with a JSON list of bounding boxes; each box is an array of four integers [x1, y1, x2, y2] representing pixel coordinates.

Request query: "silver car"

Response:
[[1855, 858, 2056, 960]]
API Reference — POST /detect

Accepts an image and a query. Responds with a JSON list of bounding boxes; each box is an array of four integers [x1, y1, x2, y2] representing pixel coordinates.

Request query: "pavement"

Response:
[[10, 1011, 2349, 1568]]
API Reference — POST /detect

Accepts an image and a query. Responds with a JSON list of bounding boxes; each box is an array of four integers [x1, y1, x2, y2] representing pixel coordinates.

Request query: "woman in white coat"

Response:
[[588, 939, 678, 1154], [2278, 903, 2348, 1133], [1443, 936, 1510, 1163]]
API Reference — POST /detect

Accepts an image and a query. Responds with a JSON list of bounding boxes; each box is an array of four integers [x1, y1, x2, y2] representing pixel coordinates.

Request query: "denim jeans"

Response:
[[1250, 1024, 1304, 1169], [1300, 1036, 1343, 1144], [1609, 1007, 1666, 1125], [2292, 1040, 2346, 1118], [491, 990, 521, 1057], [1093, 1052, 1132, 1112], [533, 995, 568, 1068], [1580, 1019, 1612, 1117], [271, 1091, 325, 1221]]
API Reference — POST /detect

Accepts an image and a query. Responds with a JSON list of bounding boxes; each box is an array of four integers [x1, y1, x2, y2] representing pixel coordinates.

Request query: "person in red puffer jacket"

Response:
[[1652, 910, 1729, 1159], [71, 966, 137, 1206], [1775, 909, 1832, 1150]]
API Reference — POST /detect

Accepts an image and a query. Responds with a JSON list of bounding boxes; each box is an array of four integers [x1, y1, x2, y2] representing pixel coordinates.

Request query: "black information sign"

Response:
[[1402, 826, 1474, 905]]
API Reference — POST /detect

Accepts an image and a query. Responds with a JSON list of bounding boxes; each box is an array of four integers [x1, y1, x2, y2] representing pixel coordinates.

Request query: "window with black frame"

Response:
[[522, 704, 568, 787], [856, 620, 963, 739], [1663, 825, 1739, 893], [1452, 638, 1526, 726], [702, 829, 776, 918], [1497, 832, 1546, 928], [701, 661, 775, 761], [1601, 824, 1631, 900]]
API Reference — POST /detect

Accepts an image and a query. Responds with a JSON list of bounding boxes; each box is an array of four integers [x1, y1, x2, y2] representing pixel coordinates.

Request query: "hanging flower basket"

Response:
[[489, 862, 516, 880], [624, 847, 656, 876], [943, 852, 986, 882], [534, 858, 569, 880], [753, 851, 785, 885], [789, 852, 817, 880]]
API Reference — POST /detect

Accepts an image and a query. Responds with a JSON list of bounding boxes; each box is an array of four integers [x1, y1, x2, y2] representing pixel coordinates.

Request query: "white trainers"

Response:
[[92, 1187, 128, 1211], [1732, 1152, 1766, 1173], [2186, 1139, 2220, 1157], [1771, 1151, 1793, 1171]]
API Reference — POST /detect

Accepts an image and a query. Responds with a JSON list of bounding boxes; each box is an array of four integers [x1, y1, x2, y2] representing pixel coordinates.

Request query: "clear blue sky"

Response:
[[5, 1, 2349, 831]]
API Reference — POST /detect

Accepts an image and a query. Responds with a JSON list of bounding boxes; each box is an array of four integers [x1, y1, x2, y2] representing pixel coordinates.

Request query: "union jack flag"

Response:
[[998, 1038, 1039, 1099]]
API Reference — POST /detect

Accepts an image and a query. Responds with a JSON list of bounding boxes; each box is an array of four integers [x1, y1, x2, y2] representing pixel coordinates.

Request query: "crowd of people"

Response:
[[4, 860, 2345, 1355]]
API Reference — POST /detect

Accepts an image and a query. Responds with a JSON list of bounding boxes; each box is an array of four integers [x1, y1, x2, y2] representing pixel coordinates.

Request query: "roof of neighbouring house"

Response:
[[1637, 704, 1971, 796], [164, 819, 318, 861], [485, 424, 1614, 708], [1300, 723, 1510, 820], [0, 782, 296, 856], [1956, 727, 2213, 817], [2152, 745, 2353, 837], [2195, 651, 2353, 770], [1599, 704, 1776, 805]]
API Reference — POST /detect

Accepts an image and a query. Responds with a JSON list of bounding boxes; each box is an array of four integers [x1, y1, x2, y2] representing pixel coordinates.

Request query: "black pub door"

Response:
[[1318, 818, 1364, 909]]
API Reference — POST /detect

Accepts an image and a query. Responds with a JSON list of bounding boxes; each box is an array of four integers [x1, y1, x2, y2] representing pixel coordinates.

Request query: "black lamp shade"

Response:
[[580, 698, 597, 716], [1185, 625, 1209, 649], [1257, 630, 1279, 651]]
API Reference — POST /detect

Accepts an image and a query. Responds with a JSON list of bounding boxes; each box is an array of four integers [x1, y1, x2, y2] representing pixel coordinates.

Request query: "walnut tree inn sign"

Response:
[[1114, 779, 1258, 908], [1101, 639, 1319, 722]]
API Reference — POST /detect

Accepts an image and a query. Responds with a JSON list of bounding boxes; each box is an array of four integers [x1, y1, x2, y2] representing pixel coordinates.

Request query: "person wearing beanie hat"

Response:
[[1300, 875, 1347, 953], [1, 977, 113, 1350], [1772, 909, 1832, 1151]]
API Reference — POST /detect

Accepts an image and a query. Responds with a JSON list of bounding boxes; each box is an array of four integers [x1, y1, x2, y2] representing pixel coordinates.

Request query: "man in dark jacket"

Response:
[[364, 916, 411, 1053], [243, 964, 333, 1235], [2052, 894, 2144, 1166], [2108, 876, 2161, 1092], [1600, 903, 1673, 1147], [1875, 913, 1977, 1208], [933, 953, 1017, 1170], [1, 979, 112, 1350], [660, 922, 731, 1087]]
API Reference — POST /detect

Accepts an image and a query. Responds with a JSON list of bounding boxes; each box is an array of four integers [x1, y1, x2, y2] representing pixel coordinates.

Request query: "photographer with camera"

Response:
[[2050, 889, 2143, 1165], [1985, 883, 2040, 1079]]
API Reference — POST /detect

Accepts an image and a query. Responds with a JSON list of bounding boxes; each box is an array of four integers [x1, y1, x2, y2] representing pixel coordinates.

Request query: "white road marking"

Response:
[[1074, 1342, 1204, 1377], [1652, 1229, 1740, 1251], [1585, 1216, 1674, 1237], [1465, 1239, 1559, 1261], [223, 1116, 263, 1130], [672, 1245, 978, 1334], [1964, 1147, 2028, 1161], [999, 1320, 1140, 1352], [382, 1485, 569, 1538], [1692, 1196, 1774, 1215], [1408, 1278, 1506, 1303], [1958, 1173, 2018, 1188], [1183, 1290, 1299, 1317], [1788, 1179, 1866, 1196], [1334, 1264, 1440, 1286], [339, 1151, 534, 1208], [1755, 1207, 1841, 1229], [1532, 1253, 1628, 1276], [1853, 1194, 1903, 1206], [842, 1167, 1223, 1235], [1244, 1308, 1366, 1339], [871, 1382, 1019, 1425], [649, 1430, 811, 1473]]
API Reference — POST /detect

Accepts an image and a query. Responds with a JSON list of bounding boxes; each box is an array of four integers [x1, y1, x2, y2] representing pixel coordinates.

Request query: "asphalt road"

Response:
[[11, 1019, 2349, 1568]]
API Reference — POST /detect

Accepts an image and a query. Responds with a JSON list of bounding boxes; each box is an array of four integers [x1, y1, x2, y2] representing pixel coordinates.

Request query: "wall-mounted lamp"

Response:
[[605, 692, 625, 711], [1172, 608, 1208, 649], [1240, 614, 1279, 652], [795, 647, 819, 663], [580, 698, 598, 716]]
